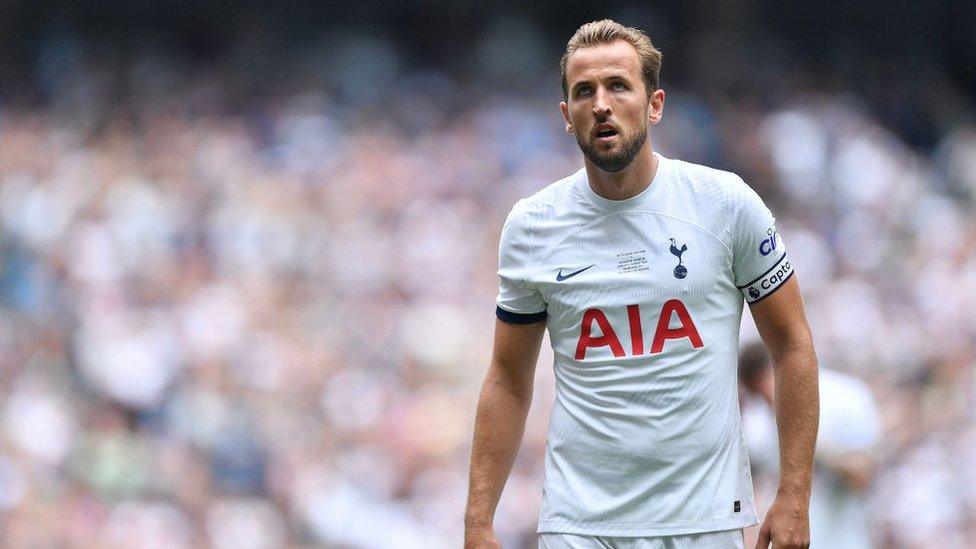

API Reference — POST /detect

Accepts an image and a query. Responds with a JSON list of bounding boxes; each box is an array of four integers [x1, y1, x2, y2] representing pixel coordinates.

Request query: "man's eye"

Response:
[[612, 81, 626, 90], [577, 87, 592, 96]]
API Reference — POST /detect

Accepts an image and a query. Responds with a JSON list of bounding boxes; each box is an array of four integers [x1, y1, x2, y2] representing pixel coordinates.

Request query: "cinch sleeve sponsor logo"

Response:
[[758, 227, 780, 256]]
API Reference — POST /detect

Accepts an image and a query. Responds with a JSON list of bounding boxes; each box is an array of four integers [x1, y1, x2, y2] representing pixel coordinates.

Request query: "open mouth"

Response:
[[595, 127, 618, 140]]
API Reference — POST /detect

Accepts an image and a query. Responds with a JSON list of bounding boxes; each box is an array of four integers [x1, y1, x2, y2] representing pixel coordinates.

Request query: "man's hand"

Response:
[[464, 526, 502, 549], [755, 492, 810, 549]]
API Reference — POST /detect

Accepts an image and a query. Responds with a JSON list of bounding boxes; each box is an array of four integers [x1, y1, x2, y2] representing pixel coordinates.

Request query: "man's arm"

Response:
[[464, 317, 546, 548], [749, 275, 819, 549]]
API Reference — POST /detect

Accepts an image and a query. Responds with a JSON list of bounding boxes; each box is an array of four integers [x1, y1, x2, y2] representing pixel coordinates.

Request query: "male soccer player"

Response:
[[465, 20, 819, 549]]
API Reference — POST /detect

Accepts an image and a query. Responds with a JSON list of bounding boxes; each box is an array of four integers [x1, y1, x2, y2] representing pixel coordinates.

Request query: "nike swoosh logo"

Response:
[[556, 264, 596, 282]]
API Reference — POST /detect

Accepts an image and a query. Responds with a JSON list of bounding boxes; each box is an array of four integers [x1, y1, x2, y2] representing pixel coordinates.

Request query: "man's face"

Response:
[[560, 40, 664, 173]]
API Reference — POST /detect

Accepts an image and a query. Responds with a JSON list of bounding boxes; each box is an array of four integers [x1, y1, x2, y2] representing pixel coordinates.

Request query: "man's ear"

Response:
[[559, 101, 574, 135], [648, 88, 665, 125]]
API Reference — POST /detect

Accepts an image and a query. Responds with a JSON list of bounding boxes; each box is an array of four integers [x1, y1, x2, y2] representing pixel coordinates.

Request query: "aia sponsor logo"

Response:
[[574, 299, 703, 360]]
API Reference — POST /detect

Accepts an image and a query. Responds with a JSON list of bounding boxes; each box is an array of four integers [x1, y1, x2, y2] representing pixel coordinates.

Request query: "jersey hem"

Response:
[[537, 514, 758, 537]]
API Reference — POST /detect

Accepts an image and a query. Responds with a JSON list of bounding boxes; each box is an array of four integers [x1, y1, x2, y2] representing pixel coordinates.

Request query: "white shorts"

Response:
[[538, 529, 745, 549]]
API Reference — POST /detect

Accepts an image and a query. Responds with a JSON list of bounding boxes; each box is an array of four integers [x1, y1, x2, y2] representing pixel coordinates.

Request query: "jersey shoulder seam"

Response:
[[665, 157, 742, 253], [637, 209, 734, 259]]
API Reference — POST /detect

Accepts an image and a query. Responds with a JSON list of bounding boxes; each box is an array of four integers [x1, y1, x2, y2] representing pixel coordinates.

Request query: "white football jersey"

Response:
[[495, 152, 793, 536]]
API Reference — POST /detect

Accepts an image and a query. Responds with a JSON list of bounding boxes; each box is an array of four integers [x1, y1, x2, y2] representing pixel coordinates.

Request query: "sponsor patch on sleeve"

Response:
[[758, 227, 782, 257], [737, 253, 794, 304]]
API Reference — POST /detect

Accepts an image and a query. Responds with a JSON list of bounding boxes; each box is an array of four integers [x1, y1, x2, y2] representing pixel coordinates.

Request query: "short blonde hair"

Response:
[[560, 19, 663, 100]]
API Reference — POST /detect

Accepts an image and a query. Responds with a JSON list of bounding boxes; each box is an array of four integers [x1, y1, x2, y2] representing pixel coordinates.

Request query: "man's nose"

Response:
[[592, 87, 611, 117]]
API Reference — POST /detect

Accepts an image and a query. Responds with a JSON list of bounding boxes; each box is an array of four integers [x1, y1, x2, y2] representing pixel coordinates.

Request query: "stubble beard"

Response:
[[576, 113, 649, 173]]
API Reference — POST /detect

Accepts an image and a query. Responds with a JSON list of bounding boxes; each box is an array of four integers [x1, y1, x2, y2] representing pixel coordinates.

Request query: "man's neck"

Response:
[[584, 145, 659, 201]]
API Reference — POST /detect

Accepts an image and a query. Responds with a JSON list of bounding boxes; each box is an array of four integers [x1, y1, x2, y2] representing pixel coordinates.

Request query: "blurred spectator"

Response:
[[739, 342, 881, 549]]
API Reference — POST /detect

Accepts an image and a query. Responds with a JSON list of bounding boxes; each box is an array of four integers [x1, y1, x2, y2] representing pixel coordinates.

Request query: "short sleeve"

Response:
[[495, 201, 547, 324], [730, 178, 795, 304]]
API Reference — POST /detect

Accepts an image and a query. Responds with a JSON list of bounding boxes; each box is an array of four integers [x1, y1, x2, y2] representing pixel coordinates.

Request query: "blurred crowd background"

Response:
[[0, 1, 974, 548]]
